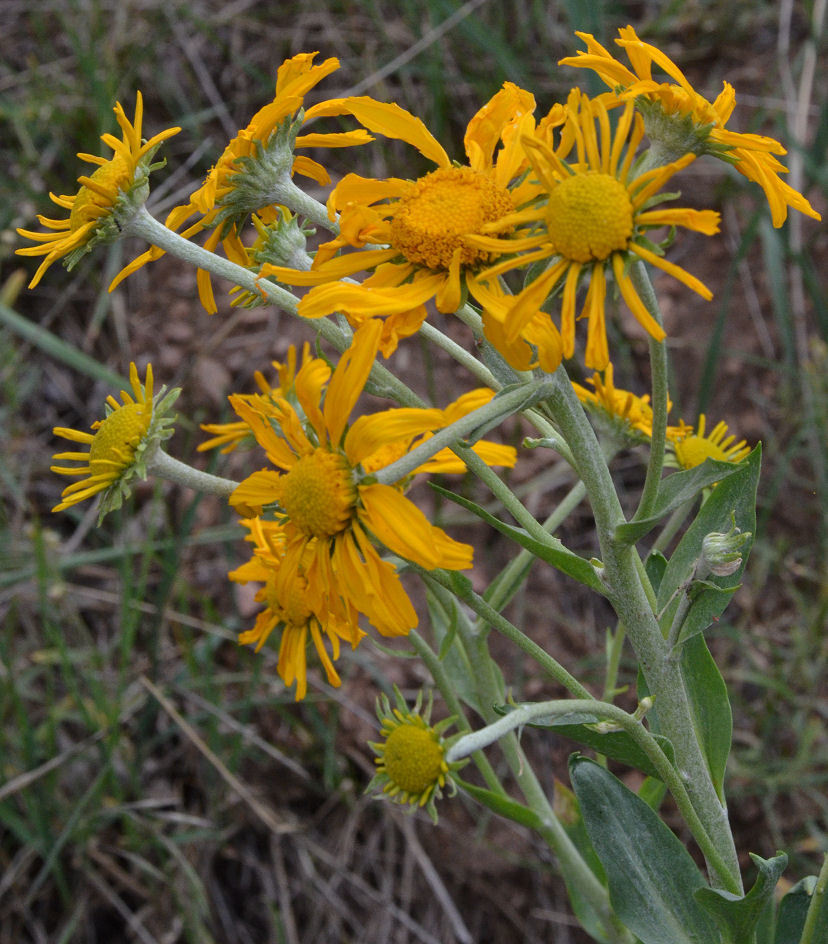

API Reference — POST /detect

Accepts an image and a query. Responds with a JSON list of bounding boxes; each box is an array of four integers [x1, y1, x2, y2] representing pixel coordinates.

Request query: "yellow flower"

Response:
[[474, 89, 720, 370], [228, 321, 512, 637], [230, 517, 364, 700], [16, 93, 180, 288], [50, 363, 178, 520], [367, 688, 464, 823], [259, 82, 541, 355], [669, 414, 751, 470], [198, 341, 313, 453], [112, 53, 372, 313], [573, 363, 660, 442], [560, 27, 822, 227]]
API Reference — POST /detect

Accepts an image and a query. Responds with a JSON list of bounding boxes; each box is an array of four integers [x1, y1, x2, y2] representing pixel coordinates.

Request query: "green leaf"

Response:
[[493, 705, 675, 780], [430, 484, 604, 593], [569, 754, 720, 944], [695, 852, 788, 943], [615, 458, 744, 544], [552, 779, 613, 944], [681, 634, 732, 801], [455, 777, 544, 831], [657, 445, 761, 644], [645, 550, 668, 594], [773, 876, 818, 944], [424, 590, 481, 716]]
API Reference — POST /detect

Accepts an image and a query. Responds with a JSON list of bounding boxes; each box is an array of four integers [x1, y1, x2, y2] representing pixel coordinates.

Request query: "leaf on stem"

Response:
[[569, 754, 720, 944]]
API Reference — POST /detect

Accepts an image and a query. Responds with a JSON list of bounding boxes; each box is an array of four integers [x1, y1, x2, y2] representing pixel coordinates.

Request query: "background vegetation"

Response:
[[1, 1, 825, 941]]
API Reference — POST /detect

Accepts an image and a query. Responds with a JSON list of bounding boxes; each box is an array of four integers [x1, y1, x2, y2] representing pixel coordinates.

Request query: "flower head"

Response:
[[573, 363, 660, 443], [230, 517, 364, 699], [475, 89, 720, 370], [51, 363, 179, 521], [259, 82, 540, 355], [227, 320, 514, 637], [112, 53, 372, 312], [367, 687, 464, 822], [16, 93, 180, 288], [198, 341, 314, 453], [669, 413, 751, 470], [560, 27, 822, 227]]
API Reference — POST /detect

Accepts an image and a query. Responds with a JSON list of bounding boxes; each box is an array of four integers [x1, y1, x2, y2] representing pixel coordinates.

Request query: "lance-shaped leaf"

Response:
[[430, 484, 604, 593], [773, 876, 820, 944], [695, 852, 787, 943], [615, 458, 745, 545], [570, 754, 720, 944]]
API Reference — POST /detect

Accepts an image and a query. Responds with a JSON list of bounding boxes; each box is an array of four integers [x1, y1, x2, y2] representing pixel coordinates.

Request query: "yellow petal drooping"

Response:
[[546, 172, 634, 263], [278, 448, 356, 538], [390, 165, 513, 270]]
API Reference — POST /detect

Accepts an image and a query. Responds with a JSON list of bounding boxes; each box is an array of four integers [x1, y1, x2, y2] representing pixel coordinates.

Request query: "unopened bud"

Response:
[[700, 514, 751, 577]]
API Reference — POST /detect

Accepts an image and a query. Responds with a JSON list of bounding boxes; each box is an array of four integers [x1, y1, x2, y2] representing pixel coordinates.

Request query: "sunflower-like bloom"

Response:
[[198, 341, 313, 453], [560, 27, 822, 227], [474, 89, 721, 371], [50, 363, 179, 521], [573, 363, 659, 443], [112, 53, 373, 312], [669, 414, 751, 470], [228, 320, 515, 637], [259, 82, 542, 355], [230, 517, 364, 700], [16, 93, 180, 288], [367, 687, 464, 823]]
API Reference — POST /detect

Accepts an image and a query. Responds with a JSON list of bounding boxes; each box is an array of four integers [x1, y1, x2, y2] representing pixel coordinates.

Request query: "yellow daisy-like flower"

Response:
[[475, 89, 721, 371], [198, 341, 313, 454], [572, 363, 659, 442], [367, 687, 464, 823], [259, 82, 541, 355], [230, 517, 364, 700], [51, 363, 179, 520], [228, 320, 515, 637], [16, 93, 180, 288], [669, 414, 751, 470], [560, 27, 822, 227], [112, 52, 372, 313]]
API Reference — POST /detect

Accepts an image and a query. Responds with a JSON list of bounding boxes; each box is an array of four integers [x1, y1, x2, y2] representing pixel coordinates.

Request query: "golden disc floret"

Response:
[[390, 165, 514, 270], [278, 448, 357, 538], [546, 172, 634, 263], [88, 401, 151, 474], [382, 723, 447, 798]]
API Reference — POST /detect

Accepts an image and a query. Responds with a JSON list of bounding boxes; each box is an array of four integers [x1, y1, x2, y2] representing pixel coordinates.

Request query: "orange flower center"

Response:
[[383, 724, 445, 796], [69, 156, 132, 232], [546, 172, 634, 263], [88, 402, 150, 476], [279, 448, 357, 538], [390, 165, 514, 271]]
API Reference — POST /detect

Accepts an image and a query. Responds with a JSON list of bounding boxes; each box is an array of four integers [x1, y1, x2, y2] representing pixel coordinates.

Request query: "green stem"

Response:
[[418, 321, 500, 388], [374, 380, 554, 486], [603, 624, 627, 701], [800, 852, 828, 944], [485, 479, 587, 615], [542, 366, 743, 892], [455, 625, 633, 944], [631, 261, 669, 522], [146, 448, 238, 497], [408, 629, 506, 796], [445, 699, 741, 896], [419, 567, 593, 701], [652, 497, 697, 553], [280, 178, 339, 234]]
